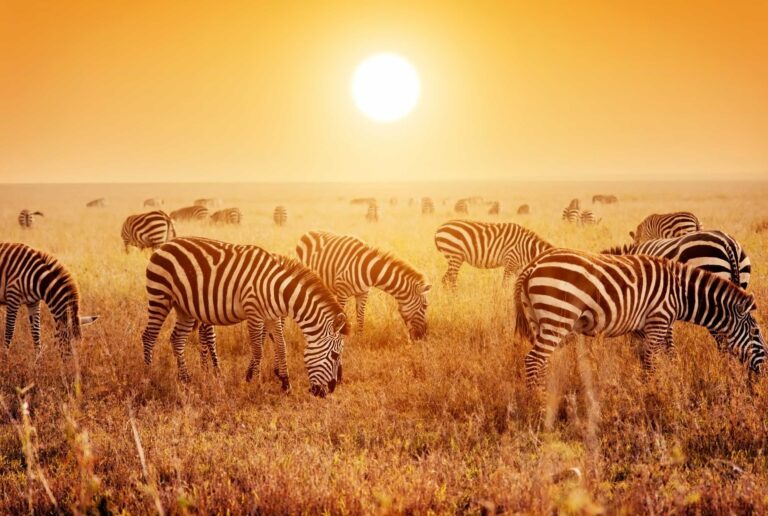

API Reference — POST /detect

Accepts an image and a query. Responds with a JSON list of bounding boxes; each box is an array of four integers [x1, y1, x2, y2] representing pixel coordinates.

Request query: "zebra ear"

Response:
[[334, 313, 348, 335], [421, 284, 432, 294], [628, 231, 635, 239]]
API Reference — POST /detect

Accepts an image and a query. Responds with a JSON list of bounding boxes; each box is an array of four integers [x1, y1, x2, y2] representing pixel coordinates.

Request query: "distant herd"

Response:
[[3, 193, 765, 399]]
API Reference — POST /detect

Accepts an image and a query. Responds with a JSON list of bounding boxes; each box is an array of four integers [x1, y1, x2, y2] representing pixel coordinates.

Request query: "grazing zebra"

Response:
[[170, 206, 209, 221], [143, 198, 164, 207], [561, 206, 580, 223], [18, 210, 44, 228], [365, 203, 379, 222], [514, 249, 766, 387], [142, 237, 348, 397], [630, 211, 701, 243], [194, 198, 220, 208], [421, 197, 435, 215], [602, 230, 750, 290], [86, 198, 106, 208], [580, 210, 599, 225], [121, 211, 176, 252], [517, 204, 530, 215], [211, 207, 242, 225], [454, 199, 469, 215], [296, 231, 431, 340], [488, 201, 500, 215], [0, 243, 98, 355], [592, 194, 618, 204], [273, 206, 288, 226], [434, 220, 553, 288], [350, 197, 376, 206]]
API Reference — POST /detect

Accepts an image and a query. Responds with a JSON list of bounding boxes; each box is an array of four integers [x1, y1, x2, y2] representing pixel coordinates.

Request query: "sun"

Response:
[[352, 53, 420, 123]]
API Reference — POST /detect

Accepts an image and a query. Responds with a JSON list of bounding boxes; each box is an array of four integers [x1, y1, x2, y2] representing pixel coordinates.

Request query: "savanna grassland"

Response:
[[1, 181, 768, 514]]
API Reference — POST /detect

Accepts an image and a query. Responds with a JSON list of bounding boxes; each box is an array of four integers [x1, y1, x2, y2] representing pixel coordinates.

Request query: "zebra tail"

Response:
[[722, 236, 741, 286], [70, 294, 82, 340], [513, 270, 534, 343]]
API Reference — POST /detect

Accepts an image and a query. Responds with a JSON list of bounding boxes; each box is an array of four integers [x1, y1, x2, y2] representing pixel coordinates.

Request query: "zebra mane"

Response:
[[273, 255, 349, 329], [371, 248, 428, 285], [601, 243, 635, 255], [514, 223, 554, 250]]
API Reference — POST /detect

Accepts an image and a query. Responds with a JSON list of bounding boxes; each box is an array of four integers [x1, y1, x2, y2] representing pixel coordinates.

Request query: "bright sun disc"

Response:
[[352, 53, 420, 122]]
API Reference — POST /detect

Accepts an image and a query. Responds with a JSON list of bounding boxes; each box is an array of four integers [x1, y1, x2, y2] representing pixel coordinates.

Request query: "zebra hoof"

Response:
[[245, 368, 255, 383]]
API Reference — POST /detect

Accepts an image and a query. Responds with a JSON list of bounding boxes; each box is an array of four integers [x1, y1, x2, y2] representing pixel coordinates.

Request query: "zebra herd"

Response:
[[1, 203, 765, 400]]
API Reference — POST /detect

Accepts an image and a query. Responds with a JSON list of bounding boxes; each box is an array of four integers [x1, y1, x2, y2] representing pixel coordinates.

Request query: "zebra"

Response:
[[170, 206, 209, 221], [561, 199, 580, 223], [517, 204, 530, 215], [211, 208, 242, 225], [454, 199, 469, 215], [421, 197, 435, 215], [580, 210, 599, 225], [141, 237, 348, 397], [143, 198, 164, 207], [194, 198, 220, 208], [86, 198, 106, 208], [121, 211, 176, 252], [273, 206, 287, 226], [18, 210, 44, 229], [592, 194, 618, 204], [0, 243, 99, 355], [350, 197, 376, 206], [488, 201, 500, 215], [296, 230, 431, 340], [366, 203, 379, 223], [630, 211, 701, 243], [434, 220, 553, 288], [514, 249, 766, 387], [389, 197, 398, 206]]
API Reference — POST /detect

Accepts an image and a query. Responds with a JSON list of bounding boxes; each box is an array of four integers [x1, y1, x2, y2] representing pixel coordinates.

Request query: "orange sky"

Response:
[[1, 0, 766, 183]]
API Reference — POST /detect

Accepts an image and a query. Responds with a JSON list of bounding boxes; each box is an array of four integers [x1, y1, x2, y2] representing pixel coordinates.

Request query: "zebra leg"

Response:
[[245, 318, 266, 383], [170, 314, 196, 382], [27, 302, 41, 353], [355, 293, 369, 333], [641, 323, 670, 371], [524, 331, 559, 389], [266, 319, 291, 392], [4, 302, 20, 349], [198, 323, 220, 374], [441, 256, 463, 288], [141, 296, 172, 365]]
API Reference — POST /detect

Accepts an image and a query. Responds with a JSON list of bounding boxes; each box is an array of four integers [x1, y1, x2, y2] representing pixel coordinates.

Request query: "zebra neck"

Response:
[[676, 269, 731, 332]]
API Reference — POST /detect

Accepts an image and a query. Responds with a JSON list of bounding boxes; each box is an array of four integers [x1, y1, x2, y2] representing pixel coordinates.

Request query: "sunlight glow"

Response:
[[352, 53, 420, 123]]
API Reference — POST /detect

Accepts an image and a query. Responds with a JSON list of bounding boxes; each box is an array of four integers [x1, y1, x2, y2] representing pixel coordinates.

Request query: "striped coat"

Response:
[[142, 237, 347, 396], [517, 204, 530, 215], [0, 243, 98, 354], [514, 249, 766, 387], [121, 210, 176, 252], [296, 231, 431, 340], [488, 201, 500, 215], [365, 203, 379, 223], [211, 208, 242, 225], [421, 197, 435, 215], [630, 211, 701, 243], [592, 194, 618, 204], [434, 220, 553, 287], [273, 206, 287, 226], [170, 206, 209, 221], [18, 210, 44, 228], [454, 199, 469, 215], [143, 198, 164, 207], [580, 210, 599, 225]]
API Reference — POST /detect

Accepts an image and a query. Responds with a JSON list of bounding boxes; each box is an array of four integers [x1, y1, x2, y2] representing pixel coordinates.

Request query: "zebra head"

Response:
[[724, 294, 766, 373], [306, 312, 348, 398], [398, 282, 431, 341]]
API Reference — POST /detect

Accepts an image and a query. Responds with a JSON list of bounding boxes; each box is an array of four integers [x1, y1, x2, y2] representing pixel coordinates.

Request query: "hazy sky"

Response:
[[1, 0, 766, 183]]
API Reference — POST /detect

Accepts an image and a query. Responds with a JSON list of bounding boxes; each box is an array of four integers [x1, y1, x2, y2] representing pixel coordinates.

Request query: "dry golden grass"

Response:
[[1, 181, 768, 513]]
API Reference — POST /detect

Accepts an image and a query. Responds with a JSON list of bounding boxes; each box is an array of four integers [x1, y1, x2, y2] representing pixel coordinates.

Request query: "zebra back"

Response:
[[631, 211, 701, 243]]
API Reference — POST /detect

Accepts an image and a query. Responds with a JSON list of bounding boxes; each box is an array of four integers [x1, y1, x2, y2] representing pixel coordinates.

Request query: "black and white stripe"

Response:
[[211, 208, 242, 225], [488, 201, 500, 215], [142, 237, 348, 397], [434, 220, 553, 287], [0, 243, 98, 355], [514, 249, 766, 387], [296, 231, 431, 340], [630, 211, 701, 243], [170, 206, 209, 221], [121, 210, 176, 252], [18, 210, 44, 229], [454, 199, 469, 215], [365, 203, 379, 222], [603, 230, 750, 289], [273, 206, 288, 226], [580, 210, 599, 225]]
